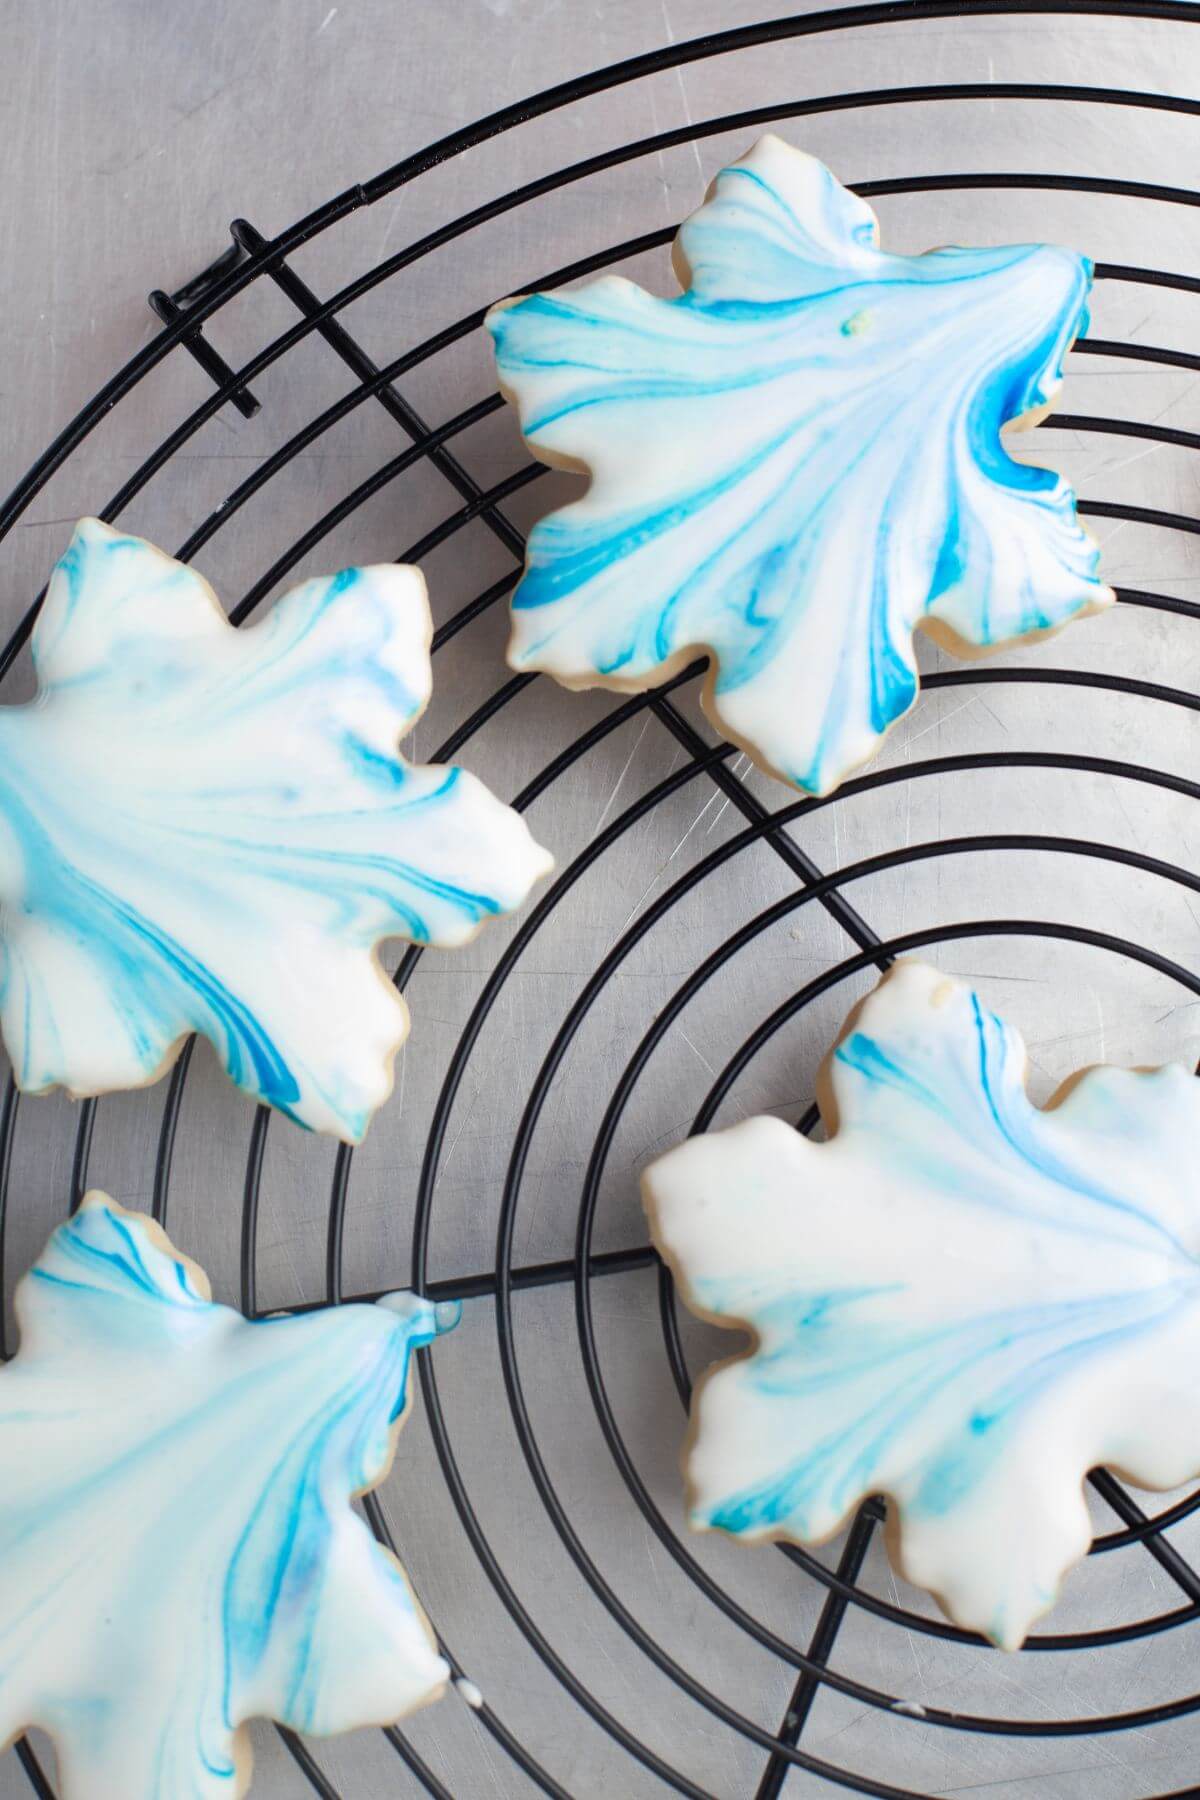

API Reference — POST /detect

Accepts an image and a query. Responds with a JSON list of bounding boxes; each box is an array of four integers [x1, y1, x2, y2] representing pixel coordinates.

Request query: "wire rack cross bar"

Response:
[[756, 1508, 881, 1800], [229, 218, 529, 561]]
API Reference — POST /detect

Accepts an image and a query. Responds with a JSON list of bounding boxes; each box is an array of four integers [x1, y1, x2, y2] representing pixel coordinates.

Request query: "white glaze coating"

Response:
[[643, 962, 1200, 1648], [0, 1194, 459, 1797], [488, 135, 1112, 796], [0, 520, 553, 1140]]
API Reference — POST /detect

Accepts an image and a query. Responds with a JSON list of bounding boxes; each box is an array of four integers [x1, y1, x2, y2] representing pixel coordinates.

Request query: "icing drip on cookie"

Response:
[[488, 135, 1112, 795], [0, 520, 553, 1139], [643, 962, 1200, 1648], [0, 1195, 458, 1797]]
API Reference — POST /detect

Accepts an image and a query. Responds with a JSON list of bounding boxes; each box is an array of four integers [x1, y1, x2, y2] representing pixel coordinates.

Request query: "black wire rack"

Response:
[[3, 3, 1200, 1795]]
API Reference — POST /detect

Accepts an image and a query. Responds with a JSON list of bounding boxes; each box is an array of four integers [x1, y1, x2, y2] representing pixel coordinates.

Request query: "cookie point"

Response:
[[433, 1299, 463, 1334], [376, 1290, 461, 1337]]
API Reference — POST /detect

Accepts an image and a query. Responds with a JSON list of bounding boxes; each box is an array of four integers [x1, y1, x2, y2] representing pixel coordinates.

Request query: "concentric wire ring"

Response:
[[2, 5, 1200, 1794]]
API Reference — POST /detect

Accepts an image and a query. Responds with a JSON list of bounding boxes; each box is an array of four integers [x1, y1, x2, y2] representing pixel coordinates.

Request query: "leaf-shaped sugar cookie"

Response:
[[488, 135, 1113, 795], [0, 520, 553, 1139], [643, 962, 1200, 1649], [0, 1194, 459, 1797]]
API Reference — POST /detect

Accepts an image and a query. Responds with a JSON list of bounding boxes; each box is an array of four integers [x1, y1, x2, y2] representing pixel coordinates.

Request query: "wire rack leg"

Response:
[[755, 1507, 880, 1800]]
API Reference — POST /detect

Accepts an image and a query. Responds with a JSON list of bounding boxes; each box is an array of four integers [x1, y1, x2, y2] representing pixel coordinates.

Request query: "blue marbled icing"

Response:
[[489, 135, 1112, 795], [0, 1195, 458, 1797], [0, 520, 552, 1139], [644, 962, 1200, 1647]]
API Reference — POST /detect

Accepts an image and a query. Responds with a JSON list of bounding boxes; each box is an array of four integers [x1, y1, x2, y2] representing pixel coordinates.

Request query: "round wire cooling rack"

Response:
[[3, 2, 1200, 1795]]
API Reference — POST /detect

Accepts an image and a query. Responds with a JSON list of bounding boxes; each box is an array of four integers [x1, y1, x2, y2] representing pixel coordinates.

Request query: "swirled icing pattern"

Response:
[[0, 520, 553, 1139], [643, 962, 1200, 1648], [488, 135, 1112, 794], [0, 1194, 459, 1796]]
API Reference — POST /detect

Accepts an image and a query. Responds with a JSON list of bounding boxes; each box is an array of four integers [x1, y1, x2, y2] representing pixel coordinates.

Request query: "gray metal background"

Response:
[[2, 2, 1199, 1795]]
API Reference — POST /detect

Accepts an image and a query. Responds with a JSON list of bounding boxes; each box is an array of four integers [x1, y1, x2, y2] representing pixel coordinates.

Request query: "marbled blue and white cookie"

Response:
[[0, 520, 553, 1139], [488, 135, 1112, 795], [643, 962, 1200, 1649], [0, 1194, 459, 1797]]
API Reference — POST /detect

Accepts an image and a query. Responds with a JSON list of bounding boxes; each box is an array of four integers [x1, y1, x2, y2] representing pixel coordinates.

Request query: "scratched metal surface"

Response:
[[2, 3, 1200, 1796]]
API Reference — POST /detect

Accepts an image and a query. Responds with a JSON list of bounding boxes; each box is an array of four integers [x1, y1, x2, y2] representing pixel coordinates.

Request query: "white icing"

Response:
[[0, 520, 553, 1140], [643, 961, 1200, 1648], [0, 1195, 458, 1796], [488, 134, 1111, 796]]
